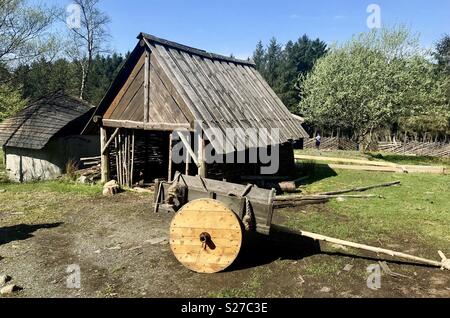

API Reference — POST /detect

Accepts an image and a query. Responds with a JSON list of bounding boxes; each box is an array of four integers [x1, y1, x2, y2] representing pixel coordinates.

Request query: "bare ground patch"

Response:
[[0, 191, 449, 298]]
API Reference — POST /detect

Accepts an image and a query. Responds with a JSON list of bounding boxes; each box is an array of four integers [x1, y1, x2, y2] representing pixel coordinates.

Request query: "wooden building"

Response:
[[0, 93, 99, 182], [83, 33, 308, 186]]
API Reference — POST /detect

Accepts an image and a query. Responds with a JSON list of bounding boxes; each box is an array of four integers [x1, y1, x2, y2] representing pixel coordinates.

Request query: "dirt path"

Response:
[[1, 192, 449, 298]]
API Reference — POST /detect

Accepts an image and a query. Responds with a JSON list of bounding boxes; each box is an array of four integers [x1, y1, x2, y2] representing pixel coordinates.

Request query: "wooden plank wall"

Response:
[[103, 50, 190, 126]]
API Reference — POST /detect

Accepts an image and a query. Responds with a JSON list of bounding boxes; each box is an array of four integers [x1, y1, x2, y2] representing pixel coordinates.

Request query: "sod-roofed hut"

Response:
[[0, 93, 99, 182], [84, 33, 308, 186]]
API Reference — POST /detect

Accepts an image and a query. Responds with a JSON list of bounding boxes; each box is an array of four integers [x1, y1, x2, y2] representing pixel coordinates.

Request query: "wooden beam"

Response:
[[177, 131, 199, 166], [102, 119, 191, 132], [144, 49, 150, 123], [101, 128, 120, 155], [198, 134, 206, 178], [168, 133, 173, 182], [100, 126, 110, 183], [185, 145, 190, 175], [131, 130, 135, 186]]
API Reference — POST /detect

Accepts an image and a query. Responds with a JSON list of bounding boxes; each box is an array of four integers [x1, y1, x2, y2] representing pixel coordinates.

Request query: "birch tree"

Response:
[[64, 0, 110, 100]]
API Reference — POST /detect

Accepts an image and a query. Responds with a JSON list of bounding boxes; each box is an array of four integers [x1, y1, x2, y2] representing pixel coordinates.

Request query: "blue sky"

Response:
[[55, 0, 450, 58]]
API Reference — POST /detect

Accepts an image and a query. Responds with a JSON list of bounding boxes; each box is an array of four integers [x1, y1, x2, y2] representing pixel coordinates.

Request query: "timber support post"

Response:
[[198, 134, 206, 178], [168, 133, 173, 182], [100, 126, 110, 183]]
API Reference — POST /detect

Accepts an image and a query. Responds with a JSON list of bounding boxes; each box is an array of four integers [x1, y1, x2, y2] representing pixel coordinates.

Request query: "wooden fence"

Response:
[[304, 138, 450, 158]]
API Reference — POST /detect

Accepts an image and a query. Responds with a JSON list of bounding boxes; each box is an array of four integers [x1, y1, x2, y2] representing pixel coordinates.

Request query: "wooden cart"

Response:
[[154, 173, 450, 274]]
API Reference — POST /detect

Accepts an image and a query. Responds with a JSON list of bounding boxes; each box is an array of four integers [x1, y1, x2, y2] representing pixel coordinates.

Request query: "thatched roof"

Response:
[[0, 93, 94, 150]]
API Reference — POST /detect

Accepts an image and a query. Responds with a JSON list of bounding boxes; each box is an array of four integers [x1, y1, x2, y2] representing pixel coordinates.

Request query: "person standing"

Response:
[[315, 133, 322, 151]]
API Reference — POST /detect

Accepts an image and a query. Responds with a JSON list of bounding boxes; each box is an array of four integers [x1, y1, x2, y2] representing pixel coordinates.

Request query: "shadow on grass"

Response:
[[295, 162, 338, 186], [229, 225, 437, 271], [367, 153, 449, 166], [0, 223, 63, 246]]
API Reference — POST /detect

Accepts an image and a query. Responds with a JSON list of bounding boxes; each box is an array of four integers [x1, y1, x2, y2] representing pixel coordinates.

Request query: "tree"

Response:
[[65, 0, 111, 100], [0, 0, 56, 120], [12, 53, 125, 106], [84, 53, 124, 105], [251, 35, 327, 112], [299, 26, 449, 146], [252, 40, 266, 72], [0, 0, 56, 78], [13, 57, 79, 100], [276, 35, 327, 111], [435, 34, 450, 74], [264, 37, 282, 87], [0, 83, 26, 121]]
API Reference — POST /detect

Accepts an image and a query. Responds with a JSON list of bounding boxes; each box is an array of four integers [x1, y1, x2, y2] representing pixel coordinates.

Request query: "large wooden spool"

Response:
[[169, 199, 243, 273]]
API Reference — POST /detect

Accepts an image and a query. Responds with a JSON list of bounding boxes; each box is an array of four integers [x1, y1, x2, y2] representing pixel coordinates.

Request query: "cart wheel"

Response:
[[169, 199, 243, 273]]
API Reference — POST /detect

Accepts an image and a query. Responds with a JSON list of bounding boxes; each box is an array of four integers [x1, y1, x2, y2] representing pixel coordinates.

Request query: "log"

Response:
[[274, 194, 379, 208], [275, 194, 378, 202], [101, 128, 120, 155], [100, 126, 110, 183], [198, 135, 206, 178], [318, 181, 401, 196], [168, 133, 173, 182], [298, 229, 449, 270], [271, 225, 449, 270], [274, 198, 329, 208], [130, 130, 135, 186]]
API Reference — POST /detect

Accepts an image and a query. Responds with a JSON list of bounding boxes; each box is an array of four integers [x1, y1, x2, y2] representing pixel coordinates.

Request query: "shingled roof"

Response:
[[84, 33, 309, 152], [0, 93, 94, 150]]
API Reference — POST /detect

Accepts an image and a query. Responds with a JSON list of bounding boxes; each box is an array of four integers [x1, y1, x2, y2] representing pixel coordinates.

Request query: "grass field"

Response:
[[297, 149, 450, 167], [1, 148, 449, 298], [284, 166, 450, 251]]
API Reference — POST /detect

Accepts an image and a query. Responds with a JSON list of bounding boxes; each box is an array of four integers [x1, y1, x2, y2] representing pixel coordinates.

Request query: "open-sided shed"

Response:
[[84, 33, 308, 186], [0, 93, 99, 182]]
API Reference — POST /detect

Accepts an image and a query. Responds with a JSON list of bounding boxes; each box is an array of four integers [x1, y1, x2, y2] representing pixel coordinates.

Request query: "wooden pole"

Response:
[[127, 130, 131, 187], [100, 126, 110, 183], [118, 132, 123, 186], [318, 181, 401, 196], [130, 130, 135, 186], [185, 145, 190, 176], [198, 134, 206, 178], [101, 128, 120, 155], [168, 133, 173, 182], [114, 135, 120, 185], [299, 230, 448, 269], [123, 131, 126, 186], [270, 225, 449, 270]]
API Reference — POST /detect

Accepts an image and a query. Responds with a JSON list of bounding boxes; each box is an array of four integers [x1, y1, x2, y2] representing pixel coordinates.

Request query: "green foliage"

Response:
[[252, 41, 265, 71], [299, 26, 450, 143], [435, 34, 450, 74], [12, 53, 125, 106], [252, 35, 327, 112], [260, 37, 283, 88], [0, 83, 26, 121], [0, 0, 56, 67], [84, 53, 124, 105], [276, 35, 327, 111]]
